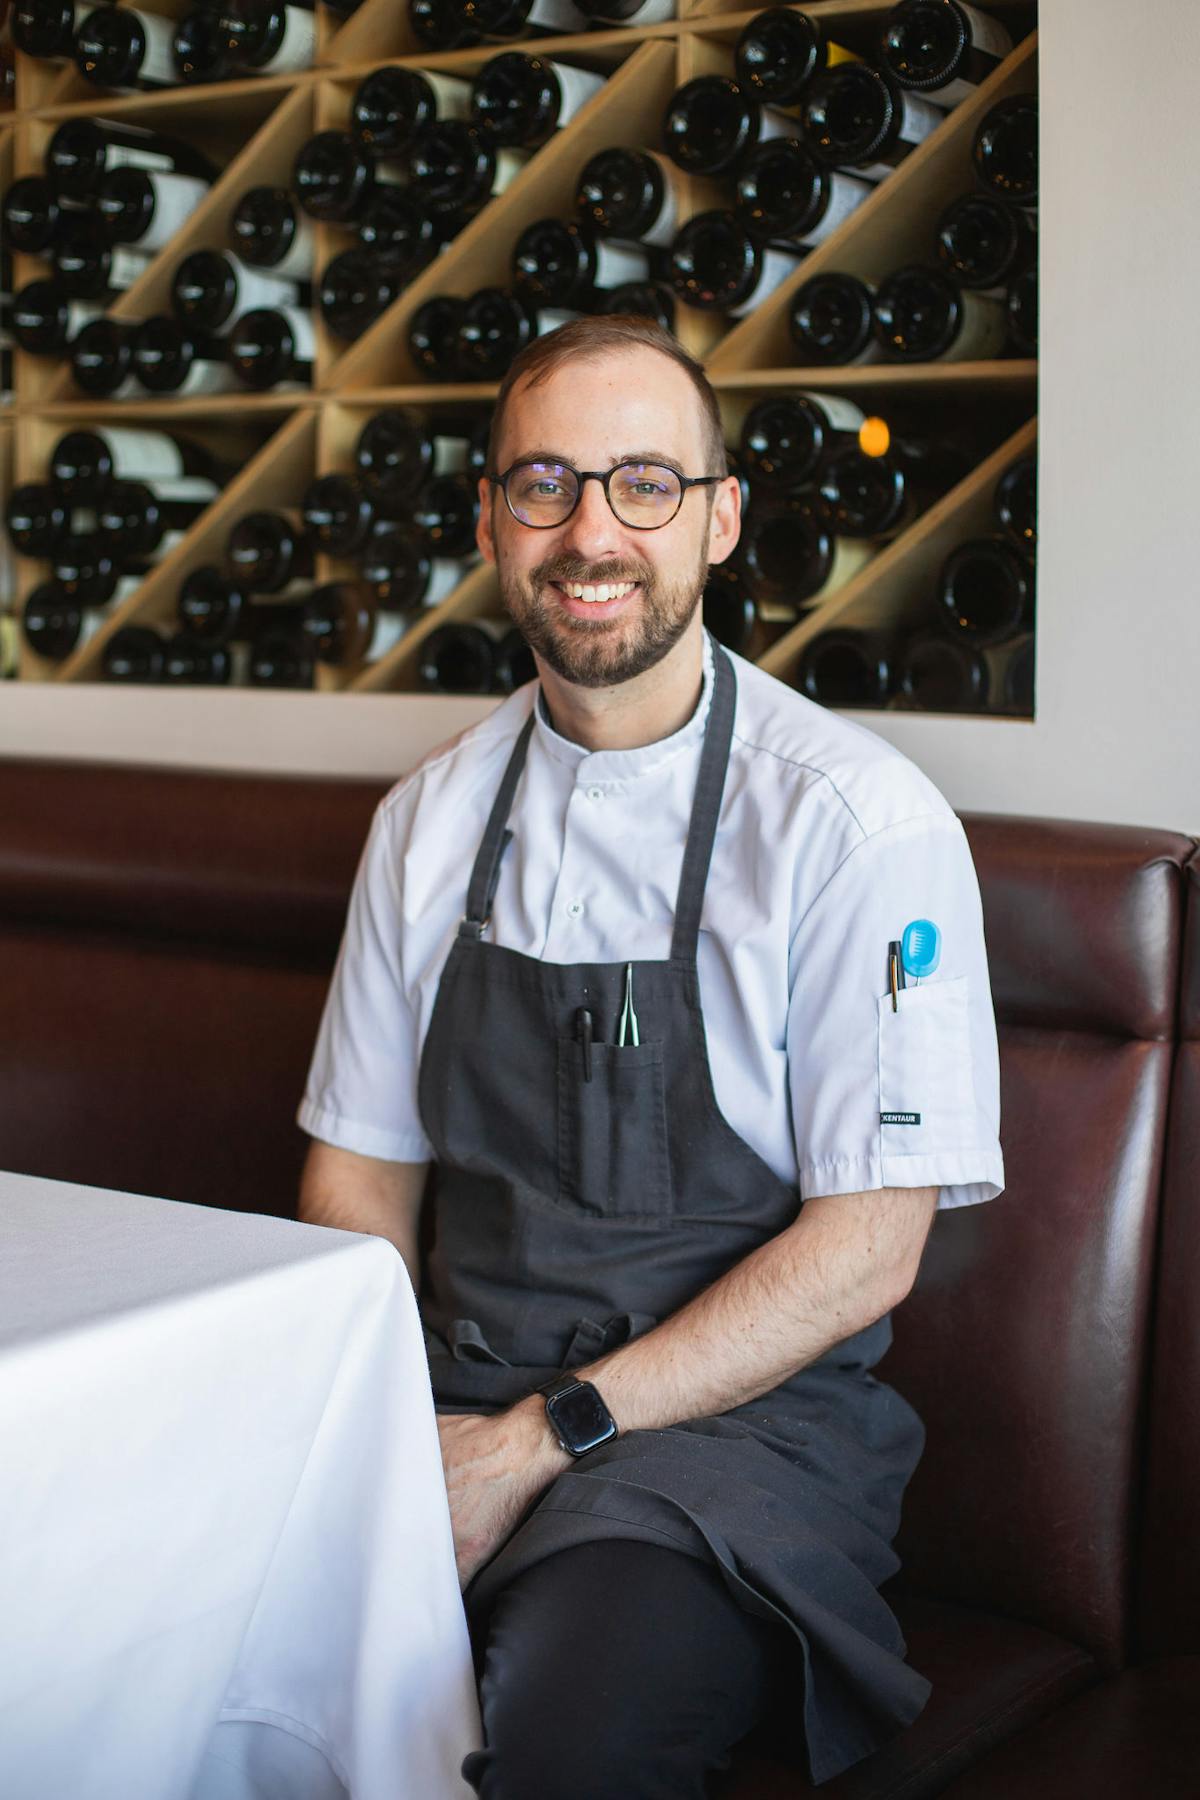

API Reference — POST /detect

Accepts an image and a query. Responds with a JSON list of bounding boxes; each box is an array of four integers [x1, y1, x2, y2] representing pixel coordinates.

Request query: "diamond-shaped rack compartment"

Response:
[[13, 405, 316, 681]]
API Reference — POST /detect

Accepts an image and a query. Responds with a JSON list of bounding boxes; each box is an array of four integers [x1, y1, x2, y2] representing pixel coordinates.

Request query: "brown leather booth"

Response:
[[1, 757, 1196, 1797]]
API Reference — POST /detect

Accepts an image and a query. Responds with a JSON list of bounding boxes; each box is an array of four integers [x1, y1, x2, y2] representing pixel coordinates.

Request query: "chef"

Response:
[[297, 316, 1004, 1795]]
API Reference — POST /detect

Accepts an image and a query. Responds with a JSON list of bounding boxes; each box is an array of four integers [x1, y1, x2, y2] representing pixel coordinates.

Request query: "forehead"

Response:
[[499, 346, 707, 467]]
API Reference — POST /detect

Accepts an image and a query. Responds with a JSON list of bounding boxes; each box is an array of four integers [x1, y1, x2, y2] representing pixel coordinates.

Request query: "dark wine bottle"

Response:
[[801, 63, 942, 181], [355, 409, 470, 506], [172, 249, 307, 330], [22, 583, 109, 663], [133, 317, 238, 394], [228, 306, 315, 389], [303, 580, 408, 665], [739, 494, 871, 604], [417, 619, 501, 693], [227, 509, 314, 594], [494, 626, 536, 692], [405, 121, 527, 220], [103, 625, 166, 683], [10, 0, 76, 60], [412, 473, 479, 558], [47, 117, 218, 197], [669, 211, 801, 316], [1006, 264, 1037, 355], [895, 629, 990, 711], [293, 130, 406, 224], [352, 64, 472, 156], [470, 52, 603, 149], [2, 175, 67, 254], [457, 287, 577, 380], [96, 479, 200, 561], [878, 0, 1012, 109], [999, 631, 1033, 714], [319, 250, 401, 341], [935, 190, 1035, 290], [52, 217, 150, 299], [10, 280, 102, 355], [873, 264, 1008, 361], [596, 280, 675, 329], [408, 295, 466, 380], [734, 138, 871, 247], [576, 147, 682, 250], [408, 0, 481, 53], [172, 7, 235, 83], [702, 563, 758, 655], [663, 76, 794, 178], [75, 6, 177, 90], [935, 534, 1033, 644], [50, 425, 224, 500], [798, 627, 893, 707], [248, 624, 316, 687], [735, 7, 860, 106], [972, 93, 1037, 209], [302, 472, 380, 557], [230, 186, 316, 280], [6, 483, 68, 556], [359, 523, 466, 610], [220, 0, 315, 74], [818, 435, 965, 538], [512, 218, 650, 309], [356, 187, 440, 276], [97, 168, 214, 252], [178, 565, 251, 640], [740, 392, 866, 490], [163, 630, 248, 685], [993, 452, 1036, 556], [789, 271, 881, 365], [52, 534, 142, 608], [467, 0, 586, 37]]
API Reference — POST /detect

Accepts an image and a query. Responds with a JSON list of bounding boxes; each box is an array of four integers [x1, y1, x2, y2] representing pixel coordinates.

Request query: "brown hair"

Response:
[[485, 314, 728, 481]]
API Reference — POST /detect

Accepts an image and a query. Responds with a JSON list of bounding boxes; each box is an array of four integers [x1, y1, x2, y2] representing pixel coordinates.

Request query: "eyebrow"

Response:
[[511, 450, 686, 472]]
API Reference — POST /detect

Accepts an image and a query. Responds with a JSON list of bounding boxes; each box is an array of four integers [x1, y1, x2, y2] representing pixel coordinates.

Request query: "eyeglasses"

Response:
[[490, 459, 723, 531]]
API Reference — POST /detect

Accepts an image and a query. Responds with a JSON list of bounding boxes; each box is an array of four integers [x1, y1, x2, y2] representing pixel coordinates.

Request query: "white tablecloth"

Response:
[[0, 1171, 481, 1800]]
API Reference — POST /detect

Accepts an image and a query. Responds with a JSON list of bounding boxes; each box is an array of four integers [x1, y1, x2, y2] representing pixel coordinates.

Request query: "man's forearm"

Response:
[[511, 1186, 938, 1453]]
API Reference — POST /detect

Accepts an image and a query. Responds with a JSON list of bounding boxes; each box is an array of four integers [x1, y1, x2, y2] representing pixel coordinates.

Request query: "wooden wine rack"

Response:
[[2, 0, 1038, 709]]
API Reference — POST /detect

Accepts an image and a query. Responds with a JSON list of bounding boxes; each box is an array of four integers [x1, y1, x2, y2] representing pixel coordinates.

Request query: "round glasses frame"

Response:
[[489, 458, 724, 531]]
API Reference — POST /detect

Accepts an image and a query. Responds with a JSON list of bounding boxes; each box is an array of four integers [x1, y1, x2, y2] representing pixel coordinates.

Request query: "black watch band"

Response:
[[538, 1375, 619, 1458]]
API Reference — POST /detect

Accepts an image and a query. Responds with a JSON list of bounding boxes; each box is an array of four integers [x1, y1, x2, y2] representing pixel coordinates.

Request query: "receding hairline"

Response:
[[485, 322, 728, 482]]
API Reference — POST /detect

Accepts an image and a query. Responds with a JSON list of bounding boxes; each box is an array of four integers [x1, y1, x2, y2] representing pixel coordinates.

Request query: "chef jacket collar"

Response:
[[532, 628, 716, 782]]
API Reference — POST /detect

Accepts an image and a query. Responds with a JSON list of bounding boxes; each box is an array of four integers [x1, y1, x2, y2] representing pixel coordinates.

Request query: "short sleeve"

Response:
[[297, 801, 433, 1164], [787, 814, 1004, 1210]]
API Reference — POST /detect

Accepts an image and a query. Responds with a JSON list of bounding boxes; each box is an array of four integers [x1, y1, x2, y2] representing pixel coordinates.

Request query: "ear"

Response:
[[705, 474, 742, 568], [476, 475, 497, 564]]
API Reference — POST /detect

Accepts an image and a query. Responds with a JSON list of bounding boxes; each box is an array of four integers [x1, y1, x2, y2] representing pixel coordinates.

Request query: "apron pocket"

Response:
[[557, 1038, 673, 1218]]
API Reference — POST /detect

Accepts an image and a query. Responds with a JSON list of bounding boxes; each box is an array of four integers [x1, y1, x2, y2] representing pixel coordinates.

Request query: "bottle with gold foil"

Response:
[[735, 7, 860, 107]]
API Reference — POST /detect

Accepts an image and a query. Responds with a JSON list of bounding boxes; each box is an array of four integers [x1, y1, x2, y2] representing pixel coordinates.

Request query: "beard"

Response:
[[497, 542, 709, 689]]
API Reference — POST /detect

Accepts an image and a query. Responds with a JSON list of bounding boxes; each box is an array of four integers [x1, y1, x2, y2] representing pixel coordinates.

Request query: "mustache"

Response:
[[531, 553, 653, 588]]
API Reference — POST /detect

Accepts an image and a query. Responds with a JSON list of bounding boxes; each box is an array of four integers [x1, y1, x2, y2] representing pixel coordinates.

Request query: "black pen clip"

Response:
[[576, 1007, 593, 1082]]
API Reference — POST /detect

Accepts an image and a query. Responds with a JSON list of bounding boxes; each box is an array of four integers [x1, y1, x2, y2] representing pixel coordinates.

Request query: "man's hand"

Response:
[[437, 1402, 572, 1590]]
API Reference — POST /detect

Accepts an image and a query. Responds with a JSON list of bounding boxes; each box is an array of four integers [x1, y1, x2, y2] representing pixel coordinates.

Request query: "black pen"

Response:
[[576, 1007, 593, 1081], [887, 940, 905, 1012]]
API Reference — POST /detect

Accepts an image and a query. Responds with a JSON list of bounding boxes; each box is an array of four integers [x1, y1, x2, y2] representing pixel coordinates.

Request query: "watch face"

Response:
[[548, 1382, 615, 1455]]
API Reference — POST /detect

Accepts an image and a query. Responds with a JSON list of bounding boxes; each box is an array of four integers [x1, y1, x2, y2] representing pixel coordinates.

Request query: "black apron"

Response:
[[416, 640, 932, 1786]]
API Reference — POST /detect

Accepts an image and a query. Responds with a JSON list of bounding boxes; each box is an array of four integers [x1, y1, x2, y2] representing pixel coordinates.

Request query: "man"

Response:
[[298, 317, 1004, 1796]]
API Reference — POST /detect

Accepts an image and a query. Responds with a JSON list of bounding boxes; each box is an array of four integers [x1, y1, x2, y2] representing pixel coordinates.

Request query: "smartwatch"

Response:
[[538, 1375, 619, 1458]]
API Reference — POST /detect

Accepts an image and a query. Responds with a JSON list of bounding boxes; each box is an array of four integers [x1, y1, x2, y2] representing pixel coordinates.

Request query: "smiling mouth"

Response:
[[550, 579, 640, 605]]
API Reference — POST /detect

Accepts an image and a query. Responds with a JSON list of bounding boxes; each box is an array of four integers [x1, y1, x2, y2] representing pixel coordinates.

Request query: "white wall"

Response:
[[3, 0, 1198, 829]]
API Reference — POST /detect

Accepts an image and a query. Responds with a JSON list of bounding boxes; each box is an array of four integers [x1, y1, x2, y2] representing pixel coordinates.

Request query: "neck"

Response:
[[536, 622, 706, 753]]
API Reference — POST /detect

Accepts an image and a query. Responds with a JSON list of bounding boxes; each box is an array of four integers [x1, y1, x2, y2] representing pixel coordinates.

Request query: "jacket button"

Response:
[[565, 899, 585, 918]]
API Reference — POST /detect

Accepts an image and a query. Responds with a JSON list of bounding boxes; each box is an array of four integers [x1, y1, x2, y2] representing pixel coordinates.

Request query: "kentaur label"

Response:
[[880, 1111, 921, 1126]]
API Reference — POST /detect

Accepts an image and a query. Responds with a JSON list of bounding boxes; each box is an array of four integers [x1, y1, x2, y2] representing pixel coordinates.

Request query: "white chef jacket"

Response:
[[300, 635, 1004, 1210]]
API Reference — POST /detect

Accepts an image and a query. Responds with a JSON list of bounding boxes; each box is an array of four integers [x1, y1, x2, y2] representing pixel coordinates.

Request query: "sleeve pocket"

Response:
[[876, 975, 977, 1158]]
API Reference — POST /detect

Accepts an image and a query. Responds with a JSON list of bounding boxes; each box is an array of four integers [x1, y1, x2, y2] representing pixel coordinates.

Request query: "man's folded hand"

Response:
[[437, 1403, 572, 1590]]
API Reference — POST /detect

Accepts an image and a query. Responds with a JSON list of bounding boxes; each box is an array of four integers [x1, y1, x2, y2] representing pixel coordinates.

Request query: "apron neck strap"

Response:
[[670, 635, 736, 965], [460, 634, 737, 956], [461, 714, 535, 938]]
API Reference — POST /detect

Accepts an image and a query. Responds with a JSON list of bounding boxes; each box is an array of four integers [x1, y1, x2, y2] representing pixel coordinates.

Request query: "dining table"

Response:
[[0, 1168, 482, 1800]]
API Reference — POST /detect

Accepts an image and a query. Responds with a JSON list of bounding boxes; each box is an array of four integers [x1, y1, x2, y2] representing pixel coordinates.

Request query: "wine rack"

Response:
[[3, 0, 1038, 712]]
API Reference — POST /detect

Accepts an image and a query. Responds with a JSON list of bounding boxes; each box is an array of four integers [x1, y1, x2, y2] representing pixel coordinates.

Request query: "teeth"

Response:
[[563, 581, 634, 604]]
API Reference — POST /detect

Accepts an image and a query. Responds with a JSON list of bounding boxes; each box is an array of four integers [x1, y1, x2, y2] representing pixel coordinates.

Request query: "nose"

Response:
[[559, 474, 624, 563]]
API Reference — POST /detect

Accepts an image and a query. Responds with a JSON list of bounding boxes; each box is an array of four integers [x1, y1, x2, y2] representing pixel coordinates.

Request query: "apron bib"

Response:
[[416, 639, 931, 1784]]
